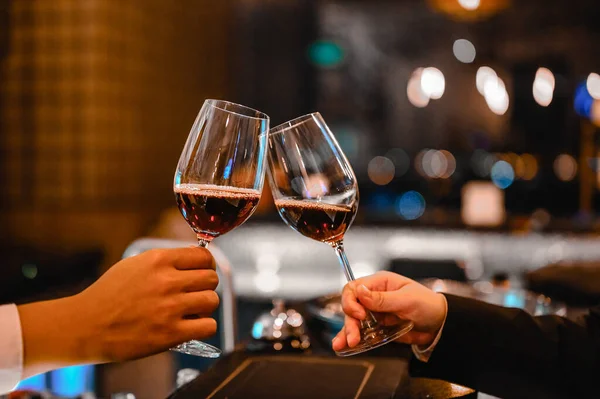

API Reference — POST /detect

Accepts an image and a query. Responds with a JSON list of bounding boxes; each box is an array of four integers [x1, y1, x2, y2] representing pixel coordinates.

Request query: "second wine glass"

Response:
[[266, 112, 413, 356]]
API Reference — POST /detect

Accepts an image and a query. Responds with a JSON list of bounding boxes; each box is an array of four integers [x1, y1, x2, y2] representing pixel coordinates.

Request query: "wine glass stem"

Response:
[[332, 241, 378, 328], [197, 236, 210, 248]]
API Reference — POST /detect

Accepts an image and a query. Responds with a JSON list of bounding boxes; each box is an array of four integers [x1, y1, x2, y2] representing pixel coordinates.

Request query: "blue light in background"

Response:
[[503, 291, 526, 309], [308, 40, 344, 68], [223, 158, 233, 179], [574, 81, 593, 118], [16, 373, 46, 391], [251, 321, 263, 339], [491, 161, 514, 189], [50, 365, 94, 397], [396, 191, 426, 220]]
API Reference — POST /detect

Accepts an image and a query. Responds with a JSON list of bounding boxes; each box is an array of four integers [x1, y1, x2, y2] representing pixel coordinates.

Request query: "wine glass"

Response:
[[266, 112, 413, 356], [173, 99, 269, 357]]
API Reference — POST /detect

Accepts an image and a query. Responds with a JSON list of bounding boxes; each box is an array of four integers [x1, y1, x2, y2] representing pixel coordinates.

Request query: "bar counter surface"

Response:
[[167, 349, 476, 399]]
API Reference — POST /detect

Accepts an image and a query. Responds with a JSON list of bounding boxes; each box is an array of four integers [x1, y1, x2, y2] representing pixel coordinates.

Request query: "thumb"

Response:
[[357, 284, 399, 313]]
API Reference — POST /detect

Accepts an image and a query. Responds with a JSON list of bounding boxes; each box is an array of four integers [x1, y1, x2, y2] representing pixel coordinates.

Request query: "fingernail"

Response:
[[332, 337, 338, 345], [358, 284, 371, 298]]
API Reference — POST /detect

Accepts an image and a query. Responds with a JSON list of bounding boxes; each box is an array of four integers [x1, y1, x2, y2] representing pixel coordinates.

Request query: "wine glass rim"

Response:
[[206, 99, 270, 121], [269, 112, 322, 135]]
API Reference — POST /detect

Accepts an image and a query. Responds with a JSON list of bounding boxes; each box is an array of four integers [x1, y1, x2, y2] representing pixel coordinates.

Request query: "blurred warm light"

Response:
[[483, 76, 509, 115], [453, 39, 476, 63], [491, 160, 514, 189], [423, 149, 457, 179], [386, 148, 411, 177], [505, 152, 519, 167], [407, 68, 430, 108], [476, 66, 497, 95], [420, 67, 445, 100], [458, 0, 480, 10], [396, 191, 426, 220], [429, 150, 448, 178], [553, 154, 577, 182], [532, 67, 555, 107], [461, 181, 505, 227], [427, 0, 510, 22], [592, 101, 600, 127], [422, 149, 436, 178], [586, 73, 600, 100], [439, 150, 457, 178], [368, 156, 395, 185], [415, 149, 429, 177], [520, 153, 539, 181], [514, 155, 525, 178], [597, 152, 600, 189]]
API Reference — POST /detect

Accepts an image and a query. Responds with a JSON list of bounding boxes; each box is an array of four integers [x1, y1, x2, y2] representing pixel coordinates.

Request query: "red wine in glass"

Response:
[[175, 184, 261, 241], [274, 199, 357, 243]]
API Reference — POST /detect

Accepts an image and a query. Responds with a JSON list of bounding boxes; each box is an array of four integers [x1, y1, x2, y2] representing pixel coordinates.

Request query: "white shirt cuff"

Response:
[[411, 294, 448, 363], [0, 304, 23, 394]]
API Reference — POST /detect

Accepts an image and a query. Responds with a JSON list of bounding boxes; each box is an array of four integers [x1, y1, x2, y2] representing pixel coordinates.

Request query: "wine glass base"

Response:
[[170, 340, 222, 358], [335, 320, 414, 357]]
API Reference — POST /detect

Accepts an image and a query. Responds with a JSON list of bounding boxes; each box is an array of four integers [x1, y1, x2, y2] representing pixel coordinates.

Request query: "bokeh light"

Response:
[[458, 0, 480, 10], [476, 66, 497, 95], [586, 73, 600, 100], [368, 156, 395, 185], [533, 67, 555, 107], [308, 40, 344, 68], [421, 149, 457, 178], [22, 263, 38, 279], [483, 76, 509, 115], [461, 182, 505, 227], [574, 81, 594, 118], [439, 150, 457, 178], [520, 153, 539, 181], [453, 39, 476, 63], [491, 160, 515, 189], [420, 67, 445, 100], [415, 149, 429, 177], [592, 100, 600, 127], [407, 68, 430, 108], [429, 150, 448, 178], [422, 149, 436, 178], [396, 191, 426, 220], [553, 154, 578, 182]]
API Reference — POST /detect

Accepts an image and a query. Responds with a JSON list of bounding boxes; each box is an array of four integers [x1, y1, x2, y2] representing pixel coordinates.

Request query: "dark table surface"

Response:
[[167, 337, 477, 399]]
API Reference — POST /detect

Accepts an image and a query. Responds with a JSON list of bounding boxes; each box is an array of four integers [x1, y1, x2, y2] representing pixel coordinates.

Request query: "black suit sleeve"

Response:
[[411, 294, 600, 399]]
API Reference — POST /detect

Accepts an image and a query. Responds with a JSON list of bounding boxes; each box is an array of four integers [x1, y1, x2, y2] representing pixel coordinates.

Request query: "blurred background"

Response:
[[2, 0, 600, 397]]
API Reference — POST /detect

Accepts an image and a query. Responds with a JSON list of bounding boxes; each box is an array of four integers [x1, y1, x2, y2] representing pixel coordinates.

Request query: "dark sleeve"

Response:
[[410, 294, 600, 399]]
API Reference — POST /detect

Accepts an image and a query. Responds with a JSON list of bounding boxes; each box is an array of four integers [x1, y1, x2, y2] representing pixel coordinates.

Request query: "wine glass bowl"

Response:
[[173, 99, 269, 357], [267, 112, 413, 356]]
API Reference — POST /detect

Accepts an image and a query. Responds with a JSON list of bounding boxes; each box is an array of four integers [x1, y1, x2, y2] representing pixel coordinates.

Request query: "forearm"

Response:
[[413, 294, 597, 397], [18, 295, 98, 379]]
